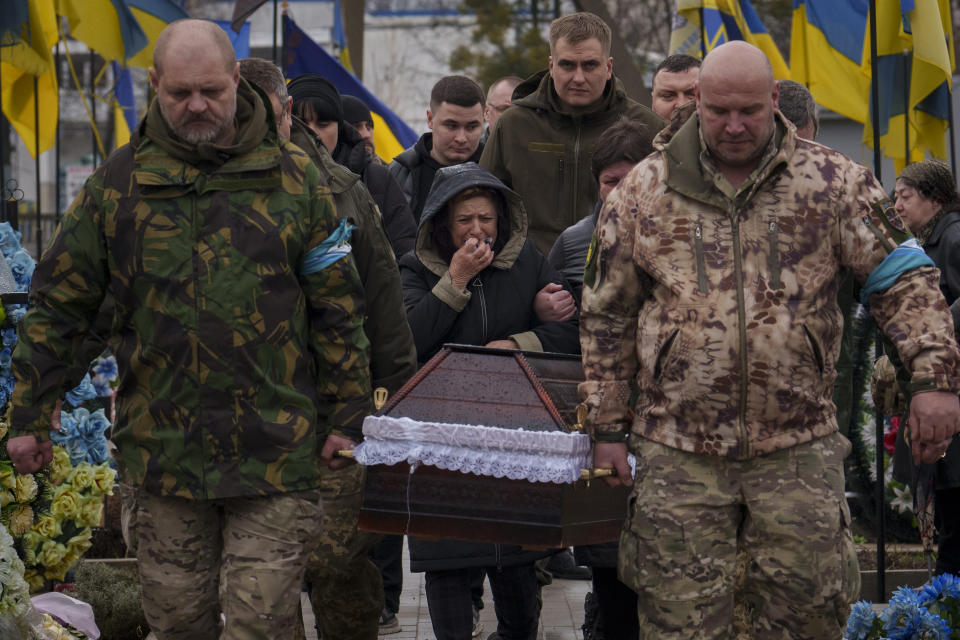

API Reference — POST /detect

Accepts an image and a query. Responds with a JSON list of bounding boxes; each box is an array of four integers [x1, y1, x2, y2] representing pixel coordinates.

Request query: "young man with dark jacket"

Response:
[[388, 76, 486, 224], [480, 12, 663, 255]]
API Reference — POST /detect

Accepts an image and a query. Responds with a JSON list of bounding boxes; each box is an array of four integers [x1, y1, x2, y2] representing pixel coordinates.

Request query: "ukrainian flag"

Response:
[[793, 0, 954, 168], [332, 0, 353, 73], [111, 61, 137, 149], [125, 0, 190, 68], [669, 0, 790, 79], [55, 0, 148, 63], [790, 0, 871, 124], [1, 0, 59, 157], [862, 0, 954, 169], [283, 14, 417, 163]]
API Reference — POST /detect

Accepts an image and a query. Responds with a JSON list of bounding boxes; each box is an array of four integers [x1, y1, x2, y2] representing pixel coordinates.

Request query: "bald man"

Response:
[[5, 19, 372, 640], [580, 41, 960, 638]]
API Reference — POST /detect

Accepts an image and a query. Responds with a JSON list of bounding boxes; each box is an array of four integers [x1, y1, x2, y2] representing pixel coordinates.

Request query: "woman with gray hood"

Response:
[[399, 162, 578, 365]]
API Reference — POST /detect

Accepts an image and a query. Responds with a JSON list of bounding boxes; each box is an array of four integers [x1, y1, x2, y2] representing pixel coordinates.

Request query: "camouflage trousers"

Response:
[[136, 489, 323, 640], [296, 463, 383, 640], [619, 432, 859, 640]]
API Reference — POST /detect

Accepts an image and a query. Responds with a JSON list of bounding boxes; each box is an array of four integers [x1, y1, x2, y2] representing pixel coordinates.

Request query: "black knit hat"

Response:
[[341, 95, 372, 125], [898, 160, 959, 206], [287, 74, 342, 123]]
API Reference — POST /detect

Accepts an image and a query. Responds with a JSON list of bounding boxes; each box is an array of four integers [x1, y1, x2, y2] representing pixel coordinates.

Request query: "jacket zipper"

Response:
[[557, 158, 565, 216], [694, 224, 707, 293], [767, 219, 781, 289], [572, 124, 582, 227], [473, 278, 488, 344], [192, 192, 206, 494], [731, 208, 750, 459]]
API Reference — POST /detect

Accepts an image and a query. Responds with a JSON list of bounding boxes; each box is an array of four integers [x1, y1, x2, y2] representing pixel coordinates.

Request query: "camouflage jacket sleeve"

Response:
[[839, 164, 960, 395], [9, 176, 111, 438], [301, 174, 373, 440], [578, 169, 654, 441]]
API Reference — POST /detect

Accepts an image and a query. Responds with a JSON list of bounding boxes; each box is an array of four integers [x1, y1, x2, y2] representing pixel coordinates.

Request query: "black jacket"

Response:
[[399, 163, 579, 365], [334, 125, 417, 260], [387, 133, 484, 224], [547, 201, 599, 305]]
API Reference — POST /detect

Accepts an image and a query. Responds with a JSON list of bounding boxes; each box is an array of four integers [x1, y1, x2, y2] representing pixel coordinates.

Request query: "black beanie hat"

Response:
[[288, 74, 342, 123], [341, 95, 372, 125]]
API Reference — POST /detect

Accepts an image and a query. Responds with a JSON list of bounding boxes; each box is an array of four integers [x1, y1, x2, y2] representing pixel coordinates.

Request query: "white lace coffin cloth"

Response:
[[353, 415, 593, 484]]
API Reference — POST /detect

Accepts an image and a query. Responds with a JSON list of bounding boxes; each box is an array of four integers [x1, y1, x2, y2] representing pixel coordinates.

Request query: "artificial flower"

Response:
[[77, 496, 104, 528], [38, 541, 68, 569], [0, 489, 13, 508], [48, 446, 72, 483], [0, 463, 15, 490], [14, 473, 37, 503], [33, 514, 62, 540], [844, 600, 878, 640], [7, 504, 33, 536], [68, 464, 94, 491], [50, 486, 82, 520], [91, 464, 116, 496]]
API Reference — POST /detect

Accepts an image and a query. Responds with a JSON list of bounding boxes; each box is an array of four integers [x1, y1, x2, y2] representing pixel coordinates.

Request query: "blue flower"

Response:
[[0, 222, 22, 259], [92, 378, 112, 398], [93, 355, 118, 381], [1, 329, 17, 349], [0, 347, 11, 369], [920, 573, 960, 607], [65, 374, 97, 407], [913, 607, 951, 639], [53, 408, 85, 441], [85, 439, 110, 465], [880, 587, 923, 639], [8, 248, 34, 289], [845, 601, 878, 640], [78, 409, 110, 442]]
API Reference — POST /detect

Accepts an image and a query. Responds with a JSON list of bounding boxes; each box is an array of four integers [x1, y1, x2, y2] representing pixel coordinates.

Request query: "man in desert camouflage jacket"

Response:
[[580, 41, 960, 639], [5, 20, 371, 640]]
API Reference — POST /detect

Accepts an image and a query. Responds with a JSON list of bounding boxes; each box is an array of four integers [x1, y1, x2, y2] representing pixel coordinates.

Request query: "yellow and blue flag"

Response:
[[111, 61, 137, 149], [332, 0, 353, 73], [55, 0, 148, 63], [790, 0, 871, 124], [283, 14, 417, 163], [125, 0, 190, 68], [669, 0, 790, 79], [1, 0, 59, 157], [861, 0, 954, 169]]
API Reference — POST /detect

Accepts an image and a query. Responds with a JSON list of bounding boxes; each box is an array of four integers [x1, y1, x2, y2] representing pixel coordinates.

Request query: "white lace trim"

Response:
[[354, 415, 592, 484]]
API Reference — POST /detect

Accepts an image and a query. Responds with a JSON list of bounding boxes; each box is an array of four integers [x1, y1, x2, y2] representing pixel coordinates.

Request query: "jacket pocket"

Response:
[[802, 324, 825, 375], [654, 328, 680, 383]]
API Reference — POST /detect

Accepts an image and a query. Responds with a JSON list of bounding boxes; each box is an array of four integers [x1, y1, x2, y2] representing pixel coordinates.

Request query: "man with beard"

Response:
[[5, 20, 372, 640]]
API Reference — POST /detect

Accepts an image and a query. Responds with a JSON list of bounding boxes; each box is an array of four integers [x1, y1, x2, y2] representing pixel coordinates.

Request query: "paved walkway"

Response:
[[302, 544, 591, 640]]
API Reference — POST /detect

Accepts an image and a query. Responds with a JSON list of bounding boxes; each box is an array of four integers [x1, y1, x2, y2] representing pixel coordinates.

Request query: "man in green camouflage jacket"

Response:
[[580, 42, 960, 639], [239, 57, 417, 640], [6, 20, 371, 640]]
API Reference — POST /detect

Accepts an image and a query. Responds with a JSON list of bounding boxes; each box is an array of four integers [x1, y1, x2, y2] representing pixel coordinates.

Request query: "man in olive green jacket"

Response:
[[240, 57, 417, 640], [480, 12, 663, 255], [7, 21, 371, 640]]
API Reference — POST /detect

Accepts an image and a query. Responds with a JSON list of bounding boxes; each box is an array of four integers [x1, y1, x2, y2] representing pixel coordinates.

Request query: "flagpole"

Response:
[[868, 0, 886, 605], [949, 85, 957, 181], [272, 0, 279, 65], [55, 39, 62, 224], [903, 52, 909, 166], [33, 76, 41, 259], [698, 6, 706, 58]]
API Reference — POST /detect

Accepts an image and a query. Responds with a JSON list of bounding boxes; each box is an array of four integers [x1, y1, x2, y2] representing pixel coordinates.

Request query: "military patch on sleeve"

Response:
[[872, 199, 910, 243], [583, 233, 602, 290]]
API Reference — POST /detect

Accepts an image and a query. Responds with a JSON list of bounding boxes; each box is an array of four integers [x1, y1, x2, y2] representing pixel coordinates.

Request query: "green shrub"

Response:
[[73, 560, 148, 640]]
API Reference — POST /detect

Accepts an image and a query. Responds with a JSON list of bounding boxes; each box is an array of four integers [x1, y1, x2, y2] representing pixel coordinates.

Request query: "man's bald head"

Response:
[[699, 41, 774, 90], [695, 41, 779, 179], [153, 19, 236, 76]]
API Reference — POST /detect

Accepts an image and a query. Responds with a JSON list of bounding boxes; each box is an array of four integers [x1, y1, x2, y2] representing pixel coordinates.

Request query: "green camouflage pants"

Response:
[[619, 432, 859, 640], [300, 463, 383, 640], [136, 489, 322, 640]]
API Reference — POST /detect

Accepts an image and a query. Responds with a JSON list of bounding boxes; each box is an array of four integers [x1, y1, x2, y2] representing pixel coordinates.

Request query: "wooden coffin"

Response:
[[358, 344, 629, 548]]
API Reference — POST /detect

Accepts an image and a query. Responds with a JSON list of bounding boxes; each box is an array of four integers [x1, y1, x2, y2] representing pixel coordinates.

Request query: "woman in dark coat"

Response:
[[400, 162, 577, 640], [892, 159, 960, 576]]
